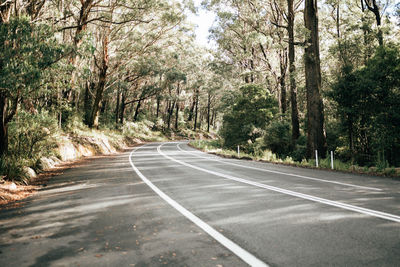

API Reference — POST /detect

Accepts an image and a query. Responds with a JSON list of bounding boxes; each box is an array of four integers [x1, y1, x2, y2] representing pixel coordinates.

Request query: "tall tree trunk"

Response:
[[175, 102, 179, 130], [207, 93, 211, 132], [188, 98, 195, 121], [279, 49, 288, 114], [115, 86, 120, 126], [66, 0, 95, 101], [288, 0, 300, 144], [83, 81, 92, 124], [89, 34, 109, 128], [0, 94, 8, 157], [304, 0, 327, 158], [156, 96, 160, 118], [175, 83, 180, 130], [167, 101, 175, 130], [193, 93, 198, 131]]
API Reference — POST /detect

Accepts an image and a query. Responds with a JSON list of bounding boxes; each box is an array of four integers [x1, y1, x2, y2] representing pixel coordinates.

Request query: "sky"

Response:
[[186, 0, 216, 48]]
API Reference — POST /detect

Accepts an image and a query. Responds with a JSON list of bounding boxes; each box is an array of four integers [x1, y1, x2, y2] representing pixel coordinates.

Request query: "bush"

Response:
[[263, 117, 291, 158], [0, 157, 29, 184], [8, 111, 58, 166], [290, 135, 307, 162]]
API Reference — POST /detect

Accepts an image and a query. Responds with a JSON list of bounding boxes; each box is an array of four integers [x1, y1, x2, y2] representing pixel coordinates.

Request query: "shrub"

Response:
[[8, 111, 58, 166], [263, 117, 291, 158]]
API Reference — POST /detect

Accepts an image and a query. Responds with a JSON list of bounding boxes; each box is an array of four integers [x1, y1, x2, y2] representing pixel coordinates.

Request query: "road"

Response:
[[0, 141, 399, 266]]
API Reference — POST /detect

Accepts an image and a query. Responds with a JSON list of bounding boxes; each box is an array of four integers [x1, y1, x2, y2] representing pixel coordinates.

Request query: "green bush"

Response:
[[263, 117, 291, 158], [0, 157, 29, 184], [8, 111, 58, 166]]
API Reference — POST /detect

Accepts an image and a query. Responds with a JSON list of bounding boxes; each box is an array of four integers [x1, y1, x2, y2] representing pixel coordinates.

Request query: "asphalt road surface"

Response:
[[0, 142, 399, 267]]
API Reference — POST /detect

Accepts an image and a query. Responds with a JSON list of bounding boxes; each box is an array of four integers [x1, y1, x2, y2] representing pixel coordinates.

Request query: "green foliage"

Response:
[[0, 157, 29, 184], [329, 44, 400, 166], [263, 116, 291, 158], [0, 17, 67, 97], [220, 84, 278, 150], [8, 111, 58, 165]]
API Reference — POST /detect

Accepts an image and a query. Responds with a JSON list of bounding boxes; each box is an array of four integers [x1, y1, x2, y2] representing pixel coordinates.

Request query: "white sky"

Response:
[[187, 0, 216, 48]]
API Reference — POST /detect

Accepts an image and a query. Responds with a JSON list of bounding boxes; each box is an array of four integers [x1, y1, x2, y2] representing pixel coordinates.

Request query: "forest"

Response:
[[1, 0, 400, 183]]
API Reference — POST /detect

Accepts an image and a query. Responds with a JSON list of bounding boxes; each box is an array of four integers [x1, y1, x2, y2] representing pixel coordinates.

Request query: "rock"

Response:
[[39, 157, 55, 170], [9, 182, 17, 191], [23, 167, 37, 179]]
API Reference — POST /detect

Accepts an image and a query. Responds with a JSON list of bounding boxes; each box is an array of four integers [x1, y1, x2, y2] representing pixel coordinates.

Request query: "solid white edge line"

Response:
[[129, 144, 269, 267], [176, 143, 382, 192], [158, 144, 400, 223]]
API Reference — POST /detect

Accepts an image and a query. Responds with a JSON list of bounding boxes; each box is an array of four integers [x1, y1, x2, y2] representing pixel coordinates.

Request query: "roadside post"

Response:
[[331, 151, 334, 169], [315, 150, 319, 167], [237, 145, 240, 157]]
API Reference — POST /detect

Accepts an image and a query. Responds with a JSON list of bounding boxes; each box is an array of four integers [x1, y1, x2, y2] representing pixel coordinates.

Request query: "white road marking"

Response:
[[176, 143, 382, 192], [129, 145, 269, 267], [158, 144, 400, 223]]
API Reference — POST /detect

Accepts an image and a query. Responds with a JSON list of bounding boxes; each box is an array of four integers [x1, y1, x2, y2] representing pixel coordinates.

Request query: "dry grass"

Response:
[[0, 181, 38, 207]]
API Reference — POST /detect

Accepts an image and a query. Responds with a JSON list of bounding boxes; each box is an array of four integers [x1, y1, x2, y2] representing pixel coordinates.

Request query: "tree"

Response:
[[330, 45, 400, 166], [0, 17, 65, 157], [304, 0, 327, 158], [220, 84, 277, 150]]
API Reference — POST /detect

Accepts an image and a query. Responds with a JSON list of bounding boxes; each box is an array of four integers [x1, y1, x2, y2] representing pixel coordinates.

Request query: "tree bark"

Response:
[[304, 0, 327, 158], [89, 34, 109, 128], [207, 93, 211, 132], [66, 0, 95, 101], [363, 0, 382, 46], [193, 92, 199, 131], [133, 99, 141, 121], [288, 0, 300, 144], [188, 97, 195, 121], [0, 93, 8, 157], [115, 86, 120, 126], [279, 49, 288, 114]]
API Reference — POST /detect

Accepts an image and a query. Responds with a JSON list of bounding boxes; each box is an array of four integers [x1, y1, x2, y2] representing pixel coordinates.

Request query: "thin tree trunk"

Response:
[[175, 82, 180, 130], [194, 93, 198, 131], [207, 93, 211, 132], [279, 49, 288, 114], [156, 96, 160, 118], [175, 102, 179, 130], [133, 100, 141, 121], [188, 98, 195, 121], [115, 86, 120, 126], [304, 0, 327, 158], [83, 81, 92, 124], [0, 94, 8, 157]]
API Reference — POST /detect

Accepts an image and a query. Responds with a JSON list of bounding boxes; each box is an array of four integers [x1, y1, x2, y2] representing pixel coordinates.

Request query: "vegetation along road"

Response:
[[0, 141, 399, 266]]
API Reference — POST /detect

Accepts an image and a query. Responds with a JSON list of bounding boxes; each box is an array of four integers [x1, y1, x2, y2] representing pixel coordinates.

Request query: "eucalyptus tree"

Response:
[[0, 17, 66, 156], [304, 0, 327, 158]]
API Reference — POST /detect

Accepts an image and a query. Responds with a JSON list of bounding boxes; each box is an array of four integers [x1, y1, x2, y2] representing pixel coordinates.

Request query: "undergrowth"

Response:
[[190, 140, 400, 178]]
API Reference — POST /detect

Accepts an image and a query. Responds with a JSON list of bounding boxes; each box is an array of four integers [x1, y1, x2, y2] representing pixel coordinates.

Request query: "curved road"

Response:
[[0, 142, 399, 266]]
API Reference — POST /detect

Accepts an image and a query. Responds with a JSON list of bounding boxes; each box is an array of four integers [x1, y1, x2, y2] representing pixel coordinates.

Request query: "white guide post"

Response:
[[315, 150, 319, 167], [237, 145, 240, 157], [331, 151, 334, 169]]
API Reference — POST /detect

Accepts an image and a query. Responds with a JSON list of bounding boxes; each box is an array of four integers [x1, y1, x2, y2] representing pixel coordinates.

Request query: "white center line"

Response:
[[176, 143, 382, 192], [158, 143, 400, 223], [129, 145, 269, 267]]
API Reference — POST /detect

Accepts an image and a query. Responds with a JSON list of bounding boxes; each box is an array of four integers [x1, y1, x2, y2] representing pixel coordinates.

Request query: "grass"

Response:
[[190, 140, 400, 178]]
